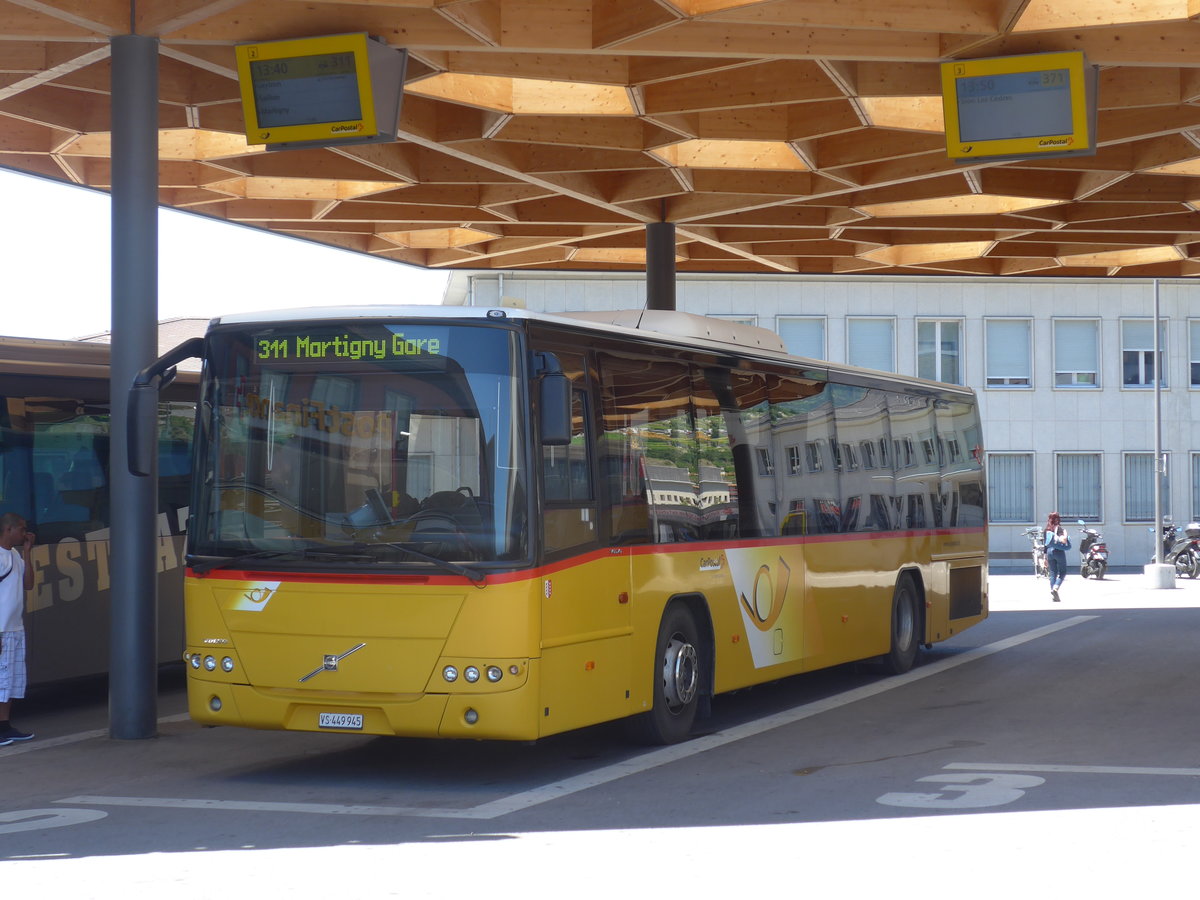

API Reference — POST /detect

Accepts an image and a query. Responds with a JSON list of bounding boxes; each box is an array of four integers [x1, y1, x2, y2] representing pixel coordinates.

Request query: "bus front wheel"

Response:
[[884, 575, 920, 675], [628, 604, 702, 745]]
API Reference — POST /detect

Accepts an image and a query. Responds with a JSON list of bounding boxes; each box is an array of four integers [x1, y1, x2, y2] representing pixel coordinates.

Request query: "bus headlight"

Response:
[[486, 666, 503, 683], [221, 657, 235, 673], [189, 655, 201, 670], [464, 666, 480, 683], [442, 665, 459, 683], [203, 656, 217, 671]]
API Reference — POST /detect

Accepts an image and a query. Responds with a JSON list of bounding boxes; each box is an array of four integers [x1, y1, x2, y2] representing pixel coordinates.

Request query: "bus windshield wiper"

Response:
[[190, 549, 300, 575], [365, 542, 486, 584], [190, 546, 375, 575]]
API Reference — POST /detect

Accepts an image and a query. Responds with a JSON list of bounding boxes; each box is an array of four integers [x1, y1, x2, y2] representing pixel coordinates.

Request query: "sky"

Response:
[[0, 167, 449, 341]]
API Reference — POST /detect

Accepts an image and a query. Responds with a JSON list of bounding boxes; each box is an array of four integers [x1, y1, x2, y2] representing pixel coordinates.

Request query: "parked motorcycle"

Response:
[[1151, 521, 1200, 579], [1077, 521, 1108, 580], [1022, 525, 1048, 578]]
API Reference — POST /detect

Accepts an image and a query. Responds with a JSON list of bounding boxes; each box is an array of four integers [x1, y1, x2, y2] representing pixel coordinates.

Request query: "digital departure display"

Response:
[[940, 51, 1096, 162], [235, 33, 407, 151], [955, 69, 1072, 142], [248, 51, 361, 128]]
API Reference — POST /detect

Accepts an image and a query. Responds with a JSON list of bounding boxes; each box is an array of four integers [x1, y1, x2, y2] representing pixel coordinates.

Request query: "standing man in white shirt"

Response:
[[0, 512, 35, 746]]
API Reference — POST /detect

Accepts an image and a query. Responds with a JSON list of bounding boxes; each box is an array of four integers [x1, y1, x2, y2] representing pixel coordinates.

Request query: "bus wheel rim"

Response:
[[663, 636, 699, 710]]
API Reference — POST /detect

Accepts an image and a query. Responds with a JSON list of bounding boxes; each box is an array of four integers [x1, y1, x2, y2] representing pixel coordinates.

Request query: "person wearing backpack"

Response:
[[1044, 511, 1070, 603]]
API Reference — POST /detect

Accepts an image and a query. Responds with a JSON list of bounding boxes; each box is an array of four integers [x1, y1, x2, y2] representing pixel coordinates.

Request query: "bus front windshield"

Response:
[[190, 321, 528, 571]]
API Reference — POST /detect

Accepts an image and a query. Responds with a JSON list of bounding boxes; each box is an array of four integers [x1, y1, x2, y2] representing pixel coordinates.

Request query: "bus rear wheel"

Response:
[[628, 604, 702, 745], [884, 575, 920, 675]]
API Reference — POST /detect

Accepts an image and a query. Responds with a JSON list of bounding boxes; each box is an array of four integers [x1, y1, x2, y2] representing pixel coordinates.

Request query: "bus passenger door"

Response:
[[536, 349, 633, 735]]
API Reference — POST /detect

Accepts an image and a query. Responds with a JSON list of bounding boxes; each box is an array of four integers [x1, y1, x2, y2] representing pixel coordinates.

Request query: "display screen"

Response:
[[254, 327, 449, 363], [249, 51, 362, 128], [956, 69, 1072, 142]]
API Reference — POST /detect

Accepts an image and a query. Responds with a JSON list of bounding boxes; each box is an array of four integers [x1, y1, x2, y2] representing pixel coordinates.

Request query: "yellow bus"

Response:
[[0, 335, 195, 686], [135, 307, 987, 743]]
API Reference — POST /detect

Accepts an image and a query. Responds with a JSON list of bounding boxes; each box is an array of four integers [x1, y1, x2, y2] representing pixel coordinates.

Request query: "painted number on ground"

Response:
[[0, 808, 107, 834], [877, 773, 1045, 809]]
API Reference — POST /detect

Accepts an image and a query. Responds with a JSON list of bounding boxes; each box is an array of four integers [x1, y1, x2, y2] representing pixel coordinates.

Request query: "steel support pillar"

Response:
[[109, 32, 160, 739], [646, 221, 676, 311]]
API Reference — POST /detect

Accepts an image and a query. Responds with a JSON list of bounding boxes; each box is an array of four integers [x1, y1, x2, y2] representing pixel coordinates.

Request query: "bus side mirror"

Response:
[[539, 372, 572, 446], [126, 336, 203, 477], [128, 381, 160, 477]]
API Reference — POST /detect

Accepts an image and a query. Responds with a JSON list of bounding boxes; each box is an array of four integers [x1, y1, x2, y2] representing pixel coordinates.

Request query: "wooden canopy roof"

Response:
[[5, 1, 1200, 277]]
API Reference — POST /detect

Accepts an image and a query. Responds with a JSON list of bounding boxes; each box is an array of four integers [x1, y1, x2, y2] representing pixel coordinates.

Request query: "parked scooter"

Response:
[[1150, 520, 1200, 579], [1022, 525, 1048, 578], [1077, 520, 1108, 580]]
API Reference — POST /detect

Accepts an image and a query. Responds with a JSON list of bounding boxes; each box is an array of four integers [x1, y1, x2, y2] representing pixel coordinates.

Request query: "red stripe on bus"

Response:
[[188, 526, 985, 588]]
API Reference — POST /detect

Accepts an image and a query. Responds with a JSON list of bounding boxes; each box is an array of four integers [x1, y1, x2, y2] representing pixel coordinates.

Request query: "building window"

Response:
[[1122, 319, 1166, 388], [1125, 452, 1168, 523], [1192, 453, 1200, 519], [860, 440, 876, 469], [709, 314, 757, 326], [829, 439, 843, 470], [847, 318, 895, 372], [985, 319, 1032, 387], [787, 445, 802, 476], [1054, 319, 1099, 387], [1056, 453, 1102, 522], [988, 453, 1033, 523], [916, 319, 962, 384], [842, 442, 859, 470], [1190, 321, 1200, 388], [755, 447, 773, 476], [805, 441, 822, 472], [777, 316, 826, 359]]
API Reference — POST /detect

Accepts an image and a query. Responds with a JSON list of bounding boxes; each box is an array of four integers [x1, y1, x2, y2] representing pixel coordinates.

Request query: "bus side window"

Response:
[[598, 354, 694, 545]]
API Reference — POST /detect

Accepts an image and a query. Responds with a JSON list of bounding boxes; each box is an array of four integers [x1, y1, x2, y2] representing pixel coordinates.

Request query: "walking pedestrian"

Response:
[[0, 512, 36, 745], [1044, 511, 1070, 602]]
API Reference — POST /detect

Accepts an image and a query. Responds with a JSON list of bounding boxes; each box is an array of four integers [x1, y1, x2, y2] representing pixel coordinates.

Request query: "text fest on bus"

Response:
[[130, 306, 988, 744], [0, 335, 195, 686]]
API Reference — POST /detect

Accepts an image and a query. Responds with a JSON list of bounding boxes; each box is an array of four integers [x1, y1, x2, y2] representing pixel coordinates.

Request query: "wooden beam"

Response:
[[592, 0, 680, 48]]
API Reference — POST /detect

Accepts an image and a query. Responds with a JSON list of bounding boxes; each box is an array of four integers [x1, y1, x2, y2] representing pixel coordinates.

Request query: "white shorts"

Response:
[[0, 629, 27, 703]]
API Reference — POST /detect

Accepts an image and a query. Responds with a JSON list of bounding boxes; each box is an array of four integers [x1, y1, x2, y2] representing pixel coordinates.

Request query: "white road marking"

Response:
[[1, 713, 190, 757], [57, 796, 468, 818], [0, 809, 107, 834], [56, 617, 1096, 820], [947, 762, 1200, 777]]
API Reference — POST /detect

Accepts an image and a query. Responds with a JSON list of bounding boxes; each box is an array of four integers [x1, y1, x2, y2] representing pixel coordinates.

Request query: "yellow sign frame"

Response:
[[235, 33, 378, 147], [940, 51, 1092, 161]]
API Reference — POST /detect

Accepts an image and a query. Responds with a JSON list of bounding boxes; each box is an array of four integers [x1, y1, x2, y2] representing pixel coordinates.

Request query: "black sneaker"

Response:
[[0, 726, 33, 741]]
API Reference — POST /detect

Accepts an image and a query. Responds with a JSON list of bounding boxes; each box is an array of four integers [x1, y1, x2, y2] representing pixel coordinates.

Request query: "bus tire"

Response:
[[884, 574, 920, 675], [628, 604, 702, 745]]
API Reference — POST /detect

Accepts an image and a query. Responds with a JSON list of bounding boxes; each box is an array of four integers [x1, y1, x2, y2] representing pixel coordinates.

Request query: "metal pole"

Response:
[[1153, 278, 1163, 565], [109, 31, 160, 739], [646, 221, 676, 311]]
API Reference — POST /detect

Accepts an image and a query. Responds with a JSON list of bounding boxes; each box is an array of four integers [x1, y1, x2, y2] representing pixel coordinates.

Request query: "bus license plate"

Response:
[[318, 712, 363, 730]]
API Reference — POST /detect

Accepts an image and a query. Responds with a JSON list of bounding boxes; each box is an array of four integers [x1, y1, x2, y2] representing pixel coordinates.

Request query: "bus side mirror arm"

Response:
[[127, 337, 204, 477]]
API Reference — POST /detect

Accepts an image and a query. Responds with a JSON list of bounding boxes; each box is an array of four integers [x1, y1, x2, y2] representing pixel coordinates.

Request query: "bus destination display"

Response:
[[255, 329, 446, 362]]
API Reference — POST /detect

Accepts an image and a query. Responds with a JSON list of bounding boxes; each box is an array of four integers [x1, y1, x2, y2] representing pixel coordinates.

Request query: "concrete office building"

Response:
[[446, 271, 1200, 570]]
